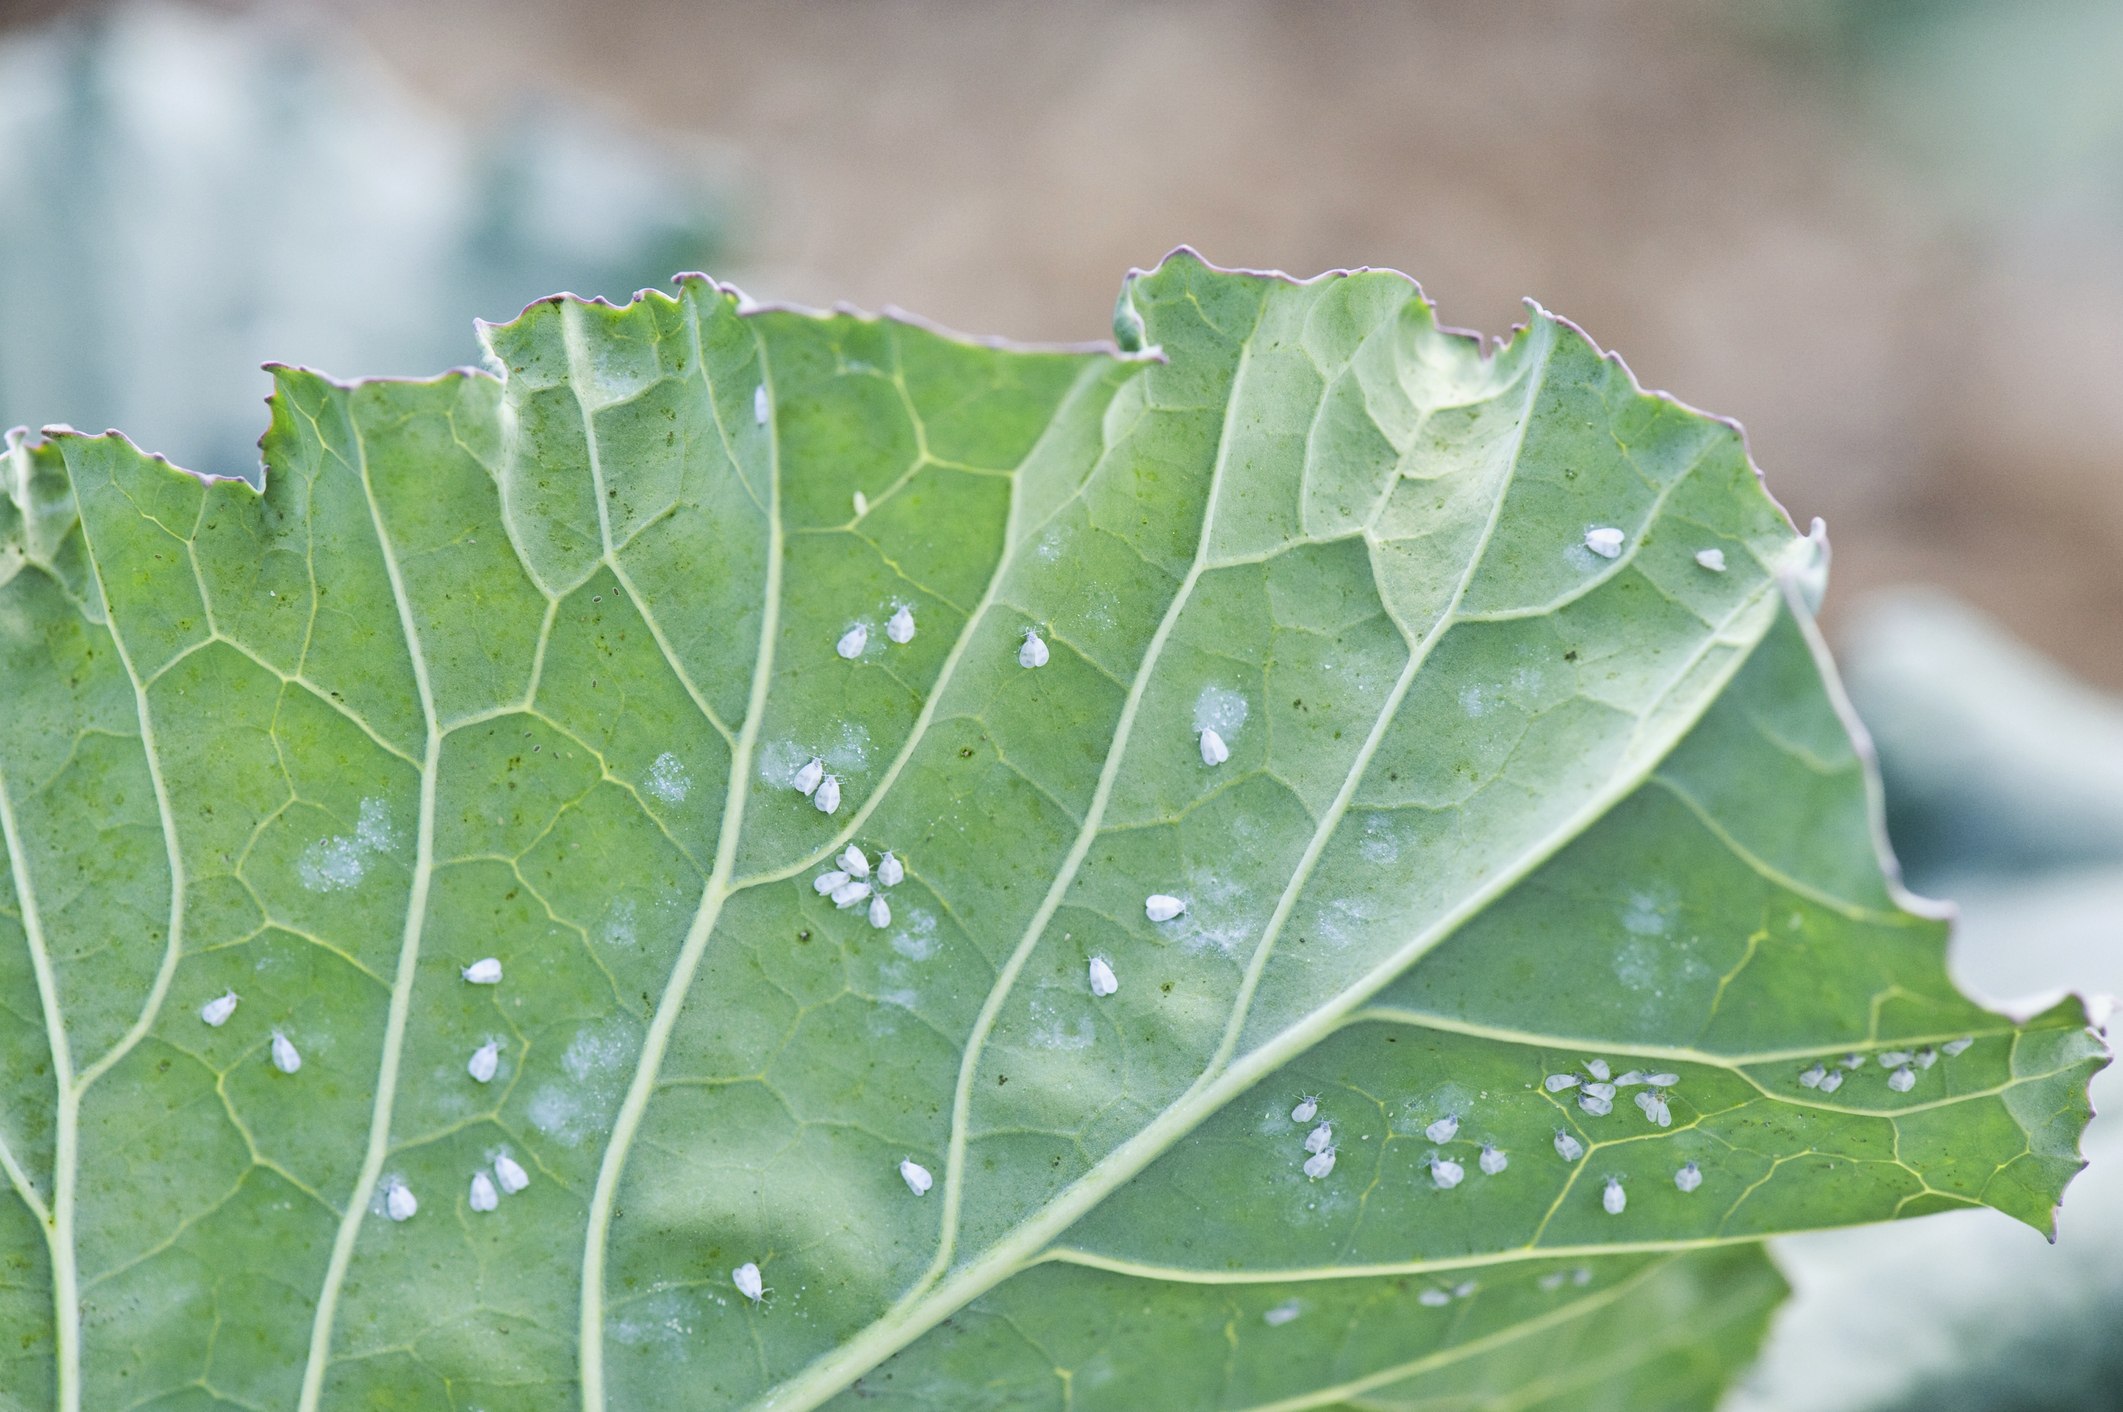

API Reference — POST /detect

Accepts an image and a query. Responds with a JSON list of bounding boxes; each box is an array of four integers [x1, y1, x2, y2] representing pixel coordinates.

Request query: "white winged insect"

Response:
[[1602, 1177, 1627, 1215], [494, 1153, 530, 1195], [1088, 956, 1118, 997], [1145, 894, 1186, 922], [200, 991, 239, 1027], [1479, 1143, 1509, 1175], [1018, 629, 1049, 669], [270, 1031, 301, 1074], [733, 1262, 766, 1303]]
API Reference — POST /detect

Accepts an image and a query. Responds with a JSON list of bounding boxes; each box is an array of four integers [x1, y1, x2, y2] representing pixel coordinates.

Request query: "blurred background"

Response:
[[0, 1, 2115, 1406]]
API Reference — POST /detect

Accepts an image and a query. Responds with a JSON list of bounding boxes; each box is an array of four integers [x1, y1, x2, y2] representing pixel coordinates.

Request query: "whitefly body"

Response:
[[1087, 956, 1118, 997], [494, 1153, 530, 1194]]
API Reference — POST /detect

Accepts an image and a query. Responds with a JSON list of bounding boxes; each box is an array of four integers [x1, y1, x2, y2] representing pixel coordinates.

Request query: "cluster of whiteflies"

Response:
[[812, 843, 908, 930], [1797, 1037, 1972, 1096], [1544, 1057, 1702, 1206]]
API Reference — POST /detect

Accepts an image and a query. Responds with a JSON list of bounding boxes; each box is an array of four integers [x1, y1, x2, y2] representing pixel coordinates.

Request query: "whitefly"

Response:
[[1088, 956, 1118, 997]]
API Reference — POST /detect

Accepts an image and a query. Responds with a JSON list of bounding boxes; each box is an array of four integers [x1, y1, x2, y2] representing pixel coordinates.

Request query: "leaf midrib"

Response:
[[575, 301, 786, 1410], [296, 403, 445, 1412]]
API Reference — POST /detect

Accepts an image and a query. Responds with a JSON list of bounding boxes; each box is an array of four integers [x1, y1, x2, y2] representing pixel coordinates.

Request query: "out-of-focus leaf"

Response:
[[0, 253, 2103, 1411], [0, 1, 728, 483]]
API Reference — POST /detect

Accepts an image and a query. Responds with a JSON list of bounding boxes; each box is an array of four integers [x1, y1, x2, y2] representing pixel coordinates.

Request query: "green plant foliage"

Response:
[[0, 253, 2104, 1411]]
